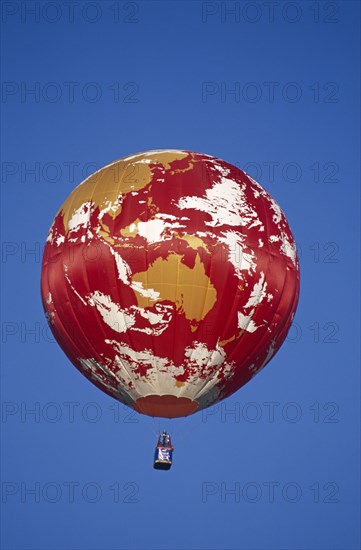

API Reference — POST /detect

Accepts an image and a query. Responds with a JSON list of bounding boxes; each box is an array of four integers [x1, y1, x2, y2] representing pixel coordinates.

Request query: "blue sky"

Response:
[[1, 1, 360, 549]]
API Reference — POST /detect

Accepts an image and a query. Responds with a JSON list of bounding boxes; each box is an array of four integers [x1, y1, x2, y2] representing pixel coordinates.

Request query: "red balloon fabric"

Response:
[[41, 150, 300, 418]]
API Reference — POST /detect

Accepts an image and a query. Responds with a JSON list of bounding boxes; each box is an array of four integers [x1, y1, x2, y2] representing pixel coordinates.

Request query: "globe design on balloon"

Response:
[[41, 150, 300, 418]]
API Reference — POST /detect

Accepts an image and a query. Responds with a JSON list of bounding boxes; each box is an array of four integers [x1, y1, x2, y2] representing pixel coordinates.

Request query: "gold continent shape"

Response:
[[131, 253, 217, 324], [59, 151, 190, 232]]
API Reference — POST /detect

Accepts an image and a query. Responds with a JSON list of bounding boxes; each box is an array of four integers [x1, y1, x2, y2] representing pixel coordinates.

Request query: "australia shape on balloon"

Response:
[[41, 150, 300, 419]]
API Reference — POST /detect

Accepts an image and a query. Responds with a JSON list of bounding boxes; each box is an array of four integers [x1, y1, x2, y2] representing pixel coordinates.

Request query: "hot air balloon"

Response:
[[41, 150, 300, 421]]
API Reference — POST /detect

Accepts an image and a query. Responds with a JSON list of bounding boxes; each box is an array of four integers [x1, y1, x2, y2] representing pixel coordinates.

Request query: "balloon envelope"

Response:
[[41, 150, 300, 418]]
